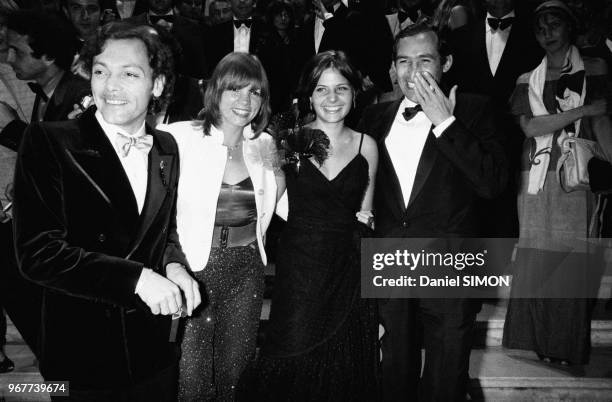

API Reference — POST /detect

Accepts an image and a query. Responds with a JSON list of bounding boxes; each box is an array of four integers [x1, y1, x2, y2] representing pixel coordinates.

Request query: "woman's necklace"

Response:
[[225, 141, 242, 160]]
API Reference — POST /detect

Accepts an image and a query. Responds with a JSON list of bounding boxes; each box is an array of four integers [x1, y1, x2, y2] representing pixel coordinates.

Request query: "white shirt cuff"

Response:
[[433, 116, 456, 138]]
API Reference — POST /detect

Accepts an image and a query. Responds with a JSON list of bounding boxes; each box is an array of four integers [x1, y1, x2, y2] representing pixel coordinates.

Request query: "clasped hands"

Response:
[[136, 262, 201, 317], [412, 71, 458, 127]]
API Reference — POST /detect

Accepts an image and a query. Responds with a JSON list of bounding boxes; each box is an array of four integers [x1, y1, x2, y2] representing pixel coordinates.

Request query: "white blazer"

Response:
[[158, 121, 280, 271]]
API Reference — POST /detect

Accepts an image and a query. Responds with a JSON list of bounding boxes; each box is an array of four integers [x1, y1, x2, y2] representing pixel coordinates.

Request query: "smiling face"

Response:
[[218, 84, 262, 132], [535, 12, 571, 56], [91, 38, 164, 134], [310, 67, 353, 124], [64, 0, 101, 39], [395, 31, 451, 102]]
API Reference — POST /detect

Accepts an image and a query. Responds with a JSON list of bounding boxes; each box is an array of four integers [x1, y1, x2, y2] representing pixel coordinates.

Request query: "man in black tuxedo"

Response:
[[129, 0, 209, 78], [0, 10, 89, 358], [294, 0, 393, 100], [12, 21, 200, 400], [447, 0, 542, 238], [359, 21, 507, 402], [206, 0, 270, 70]]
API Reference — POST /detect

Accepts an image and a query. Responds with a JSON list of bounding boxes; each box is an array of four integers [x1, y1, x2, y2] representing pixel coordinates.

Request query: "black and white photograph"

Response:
[[0, 0, 611, 401]]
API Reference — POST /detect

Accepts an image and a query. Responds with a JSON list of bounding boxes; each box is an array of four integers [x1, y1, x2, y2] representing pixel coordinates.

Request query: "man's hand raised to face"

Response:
[[413, 71, 457, 126]]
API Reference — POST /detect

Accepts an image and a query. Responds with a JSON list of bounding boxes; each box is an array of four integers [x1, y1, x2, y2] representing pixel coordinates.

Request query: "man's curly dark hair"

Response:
[[80, 21, 175, 114]]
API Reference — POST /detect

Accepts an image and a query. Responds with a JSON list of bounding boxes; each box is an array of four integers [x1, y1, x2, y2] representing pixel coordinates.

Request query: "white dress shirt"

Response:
[[233, 19, 252, 53], [485, 10, 515, 76], [95, 111, 148, 214], [386, 98, 455, 207]]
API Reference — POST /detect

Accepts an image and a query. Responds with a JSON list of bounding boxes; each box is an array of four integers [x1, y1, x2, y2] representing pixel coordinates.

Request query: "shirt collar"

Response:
[[316, 2, 342, 22], [95, 110, 147, 142]]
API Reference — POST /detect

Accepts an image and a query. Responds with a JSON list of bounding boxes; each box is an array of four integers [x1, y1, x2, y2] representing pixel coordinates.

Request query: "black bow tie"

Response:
[[556, 70, 585, 99], [402, 105, 422, 121], [150, 14, 175, 25], [487, 17, 514, 31], [27, 82, 49, 102], [234, 18, 253, 28], [398, 8, 419, 24]]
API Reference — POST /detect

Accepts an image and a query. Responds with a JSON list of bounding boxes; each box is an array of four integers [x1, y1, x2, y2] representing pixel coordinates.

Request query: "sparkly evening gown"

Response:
[[240, 135, 380, 401]]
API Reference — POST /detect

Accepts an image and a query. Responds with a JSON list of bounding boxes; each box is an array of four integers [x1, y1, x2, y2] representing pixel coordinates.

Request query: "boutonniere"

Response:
[[160, 160, 167, 186]]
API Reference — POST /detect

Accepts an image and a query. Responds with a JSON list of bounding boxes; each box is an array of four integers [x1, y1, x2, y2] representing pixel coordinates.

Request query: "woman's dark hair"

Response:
[[81, 21, 175, 114], [266, 0, 294, 31], [197, 52, 271, 137], [296, 50, 362, 117]]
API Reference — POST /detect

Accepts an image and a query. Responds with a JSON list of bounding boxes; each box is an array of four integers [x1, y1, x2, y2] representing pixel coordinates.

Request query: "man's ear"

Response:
[[40, 55, 56, 68], [152, 75, 166, 98], [442, 54, 453, 74]]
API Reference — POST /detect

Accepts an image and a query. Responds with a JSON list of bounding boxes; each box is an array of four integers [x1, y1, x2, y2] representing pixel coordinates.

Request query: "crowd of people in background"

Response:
[[0, 0, 611, 401]]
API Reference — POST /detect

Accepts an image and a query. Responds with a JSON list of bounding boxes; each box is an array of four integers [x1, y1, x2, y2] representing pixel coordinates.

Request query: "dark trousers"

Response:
[[0, 220, 42, 356], [51, 362, 178, 402], [379, 298, 481, 402]]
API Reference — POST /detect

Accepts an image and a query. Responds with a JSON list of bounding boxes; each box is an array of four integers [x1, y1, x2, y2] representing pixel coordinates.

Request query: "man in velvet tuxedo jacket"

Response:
[[12, 22, 200, 399], [358, 22, 507, 402]]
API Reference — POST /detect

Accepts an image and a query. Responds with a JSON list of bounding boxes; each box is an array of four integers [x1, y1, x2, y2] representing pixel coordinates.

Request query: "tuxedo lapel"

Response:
[[43, 72, 70, 121], [70, 110, 139, 229], [406, 131, 437, 209], [127, 130, 174, 258], [474, 20, 494, 80], [495, 22, 522, 82], [377, 100, 407, 220]]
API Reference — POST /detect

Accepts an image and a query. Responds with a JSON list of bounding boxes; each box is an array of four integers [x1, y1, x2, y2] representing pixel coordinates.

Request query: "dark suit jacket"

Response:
[[448, 15, 543, 108], [206, 18, 270, 72], [0, 72, 90, 152], [129, 13, 208, 78], [295, 4, 393, 92], [12, 108, 187, 387], [358, 94, 507, 237]]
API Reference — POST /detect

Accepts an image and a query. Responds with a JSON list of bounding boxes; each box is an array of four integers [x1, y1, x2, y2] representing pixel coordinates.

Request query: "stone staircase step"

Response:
[[468, 347, 612, 401], [0, 344, 47, 402], [259, 297, 612, 347]]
